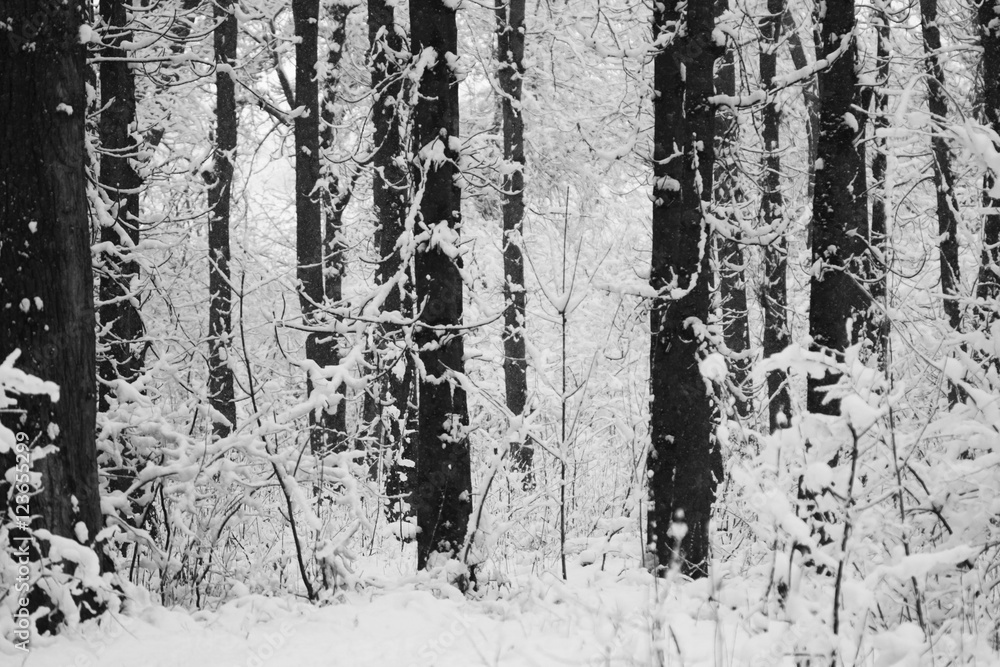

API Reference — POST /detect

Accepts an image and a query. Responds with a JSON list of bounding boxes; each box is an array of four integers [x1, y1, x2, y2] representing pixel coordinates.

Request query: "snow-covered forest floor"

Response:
[[12, 552, 968, 667], [8, 562, 829, 667]]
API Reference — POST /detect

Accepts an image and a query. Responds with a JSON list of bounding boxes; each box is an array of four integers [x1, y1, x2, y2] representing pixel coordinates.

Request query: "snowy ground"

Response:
[[6, 562, 791, 667], [5, 550, 945, 667]]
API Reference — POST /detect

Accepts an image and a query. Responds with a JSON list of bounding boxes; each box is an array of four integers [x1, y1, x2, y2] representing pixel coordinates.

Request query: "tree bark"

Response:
[[713, 0, 751, 424], [869, 6, 890, 367], [978, 0, 1000, 326], [647, 0, 720, 579], [316, 3, 352, 455], [409, 0, 473, 574], [920, 0, 961, 333], [761, 0, 791, 432], [207, 0, 238, 438], [366, 0, 414, 510], [979, 1, 1000, 324], [97, 0, 144, 413], [807, 0, 870, 416], [294, 0, 340, 455], [0, 0, 104, 551], [497, 0, 532, 486]]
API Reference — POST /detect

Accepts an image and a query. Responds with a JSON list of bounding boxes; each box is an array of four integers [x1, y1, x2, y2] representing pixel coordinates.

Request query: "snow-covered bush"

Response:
[[0, 351, 119, 646]]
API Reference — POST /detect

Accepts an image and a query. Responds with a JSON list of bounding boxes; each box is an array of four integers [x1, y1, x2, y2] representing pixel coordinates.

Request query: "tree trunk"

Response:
[[497, 0, 532, 486], [366, 0, 414, 511], [97, 0, 144, 413], [316, 4, 352, 455], [979, 1, 1000, 325], [920, 0, 961, 333], [294, 0, 339, 455], [409, 0, 473, 574], [978, 0, 1000, 326], [807, 0, 870, 416], [761, 0, 792, 432], [713, 1, 751, 424], [207, 0, 238, 438], [0, 0, 104, 553], [869, 6, 890, 367], [647, 0, 720, 579]]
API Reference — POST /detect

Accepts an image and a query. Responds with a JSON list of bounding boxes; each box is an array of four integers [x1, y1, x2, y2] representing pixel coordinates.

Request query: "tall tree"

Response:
[[807, 0, 870, 415], [496, 0, 532, 484], [647, 0, 720, 578], [206, 0, 238, 438], [868, 4, 890, 366], [294, 0, 342, 455], [0, 0, 104, 556], [760, 0, 792, 432], [317, 2, 352, 454], [979, 1, 1000, 325], [713, 1, 751, 424], [409, 0, 473, 574], [365, 0, 414, 517], [920, 0, 961, 333], [97, 0, 144, 412]]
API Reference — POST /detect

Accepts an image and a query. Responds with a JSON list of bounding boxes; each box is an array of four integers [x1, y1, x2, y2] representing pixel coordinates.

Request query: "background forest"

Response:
[[3, 0, 1000, 664]]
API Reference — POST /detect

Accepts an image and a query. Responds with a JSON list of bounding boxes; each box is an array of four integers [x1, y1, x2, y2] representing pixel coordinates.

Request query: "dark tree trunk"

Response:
[[409, 0, 473, 573], [979, 0, 1000, 326], [207, 0, 238, 438], [316, 5, 352, 455], [920, 0, 961, 333], [366, 0, 414, 509], [807, 0, 870, 416], [761, 0, 792, 432], [97, 0, 144, 413], [713, 1, 751, 423], [979, 1, 1000, 325], [869, 8, 890, 367], [647, 0, 720, 579], [294, 0, 339, 455], [497, 0, 532, 485], [0, 0, 104, 550]]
